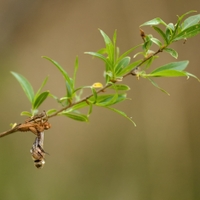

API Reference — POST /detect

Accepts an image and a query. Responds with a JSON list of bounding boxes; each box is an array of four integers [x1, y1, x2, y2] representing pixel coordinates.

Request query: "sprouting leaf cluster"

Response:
[[11, 72, 49, 116], [11, 10, 200, 125]]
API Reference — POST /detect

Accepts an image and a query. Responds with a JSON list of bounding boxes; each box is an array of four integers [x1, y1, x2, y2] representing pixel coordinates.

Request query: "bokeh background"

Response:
[[0, 1, 200, 200]]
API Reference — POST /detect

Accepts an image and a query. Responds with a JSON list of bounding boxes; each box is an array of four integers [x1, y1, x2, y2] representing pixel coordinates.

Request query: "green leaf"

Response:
[[178, 10, 197, 21], [116, 59, 142, 77], [113, 30, 117, 61], [72, 56, 79, 90], [46, 109, 57, 116], [61, 112, 89, 122], [163, 48, 178, 59], [181, 14, 200, 31], [167, 23, 175, 31], [143, 35, 153, 51], [99, 29, 112, 46], [20, 111, 32, 117], [185, 72, 200, 81], [105, 93, 118, 106], [105, 106, 136, 126], [66, 79, 73, 97], [33, 91, 49, 109], [85, 52, 112, 70], [149, 70, 187, 77], [144, 56, 155, 69], [91, 87, 97, 103], [151, 61, 189, 74], [87, 104, 93, 117], [35, 76, 49, 99], [117, 44, 143, 61], [115, 56, 130, 74], [113, 29, 117, 45], [105, 70, 113, 78], [165, 25, 172, 41], [11, 71, 34, 103], [150, 37, 162, 47], [58, 96, 71, 106], [140, 17, 168, 27], [97, 48, 107, 54], [31, 109, 39, 116], [173, 24, 200, 41], [68, 102, 88, 112], [147, 78, 170, 95], [116, 47, 120, 60], [109, 84, 130, 91], [59, 96, 70, 102], [99, 29, 114, 64], [92, 94, 127, 106], [42, 56, 72, 86], [152, 26, 168, 44]]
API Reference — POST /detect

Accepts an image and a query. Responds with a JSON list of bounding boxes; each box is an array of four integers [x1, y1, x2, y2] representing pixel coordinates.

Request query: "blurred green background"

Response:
[[0, 1, 200, 200]]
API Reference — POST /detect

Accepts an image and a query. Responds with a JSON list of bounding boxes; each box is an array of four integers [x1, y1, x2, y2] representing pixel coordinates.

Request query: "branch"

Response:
[[0, 48, 163, 138]]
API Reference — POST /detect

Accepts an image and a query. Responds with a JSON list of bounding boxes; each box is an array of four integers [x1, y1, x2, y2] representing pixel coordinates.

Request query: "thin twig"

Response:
[[0, 48, 163, 138]]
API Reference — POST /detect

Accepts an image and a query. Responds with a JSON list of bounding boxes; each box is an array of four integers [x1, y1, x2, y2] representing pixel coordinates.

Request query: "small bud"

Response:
[[140, 28, 146, 41]]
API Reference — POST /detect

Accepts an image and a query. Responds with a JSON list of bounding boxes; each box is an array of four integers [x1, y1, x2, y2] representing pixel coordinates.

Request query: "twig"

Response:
[[0, 48, 163, 138]]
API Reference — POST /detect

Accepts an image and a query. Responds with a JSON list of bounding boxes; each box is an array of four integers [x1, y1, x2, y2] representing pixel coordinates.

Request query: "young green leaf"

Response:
[[33, 91, 49, 109], [116, 59, 143, 77], [68, 102, 88, 112], [152, 26, 169, 44], [147, 78, 170, 95], [11, 71, 34, 103], [31, 109, 39, 116], [109, 84, 130, 91], [72, 56, 79, 90], [91, 87, 97, 103], [66, 79, 73, 97], [163, 48, 178, 59], [85, 52, 112, 70], [144, 56, 155, 69], [143, 35, 153, 51], [184, 72, 200, 81], [149, 70, 187, 77], [104, 93, 118, 106], [140, 17, 168, 27], [57, 96, 71, 106], [178, 10, 197, 22], [20, 111, 32, 117], [97, 48, 107, 55], [113, 29, 117, 46], [117, 44, 143, 62], [181, 14, 200, 31], [113, 30, 117, 61], [99, 29, 114, 64], [61, 112, 89, 122], [173, 24, 200, 41], [150, 37, 162, 47], [94, 94, 126, 106], [35, 76, 49, 99], [167, 23, 175, 31], [165, 25, 172, 42], [105, 106, 136, 126], [115, 56, 130, 74], [87, 104, 93, 117], [46, 109, 57, 116], [42, 56, 72, 86], [151, 60, 189, 74], [99, 29, 113, 46]]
